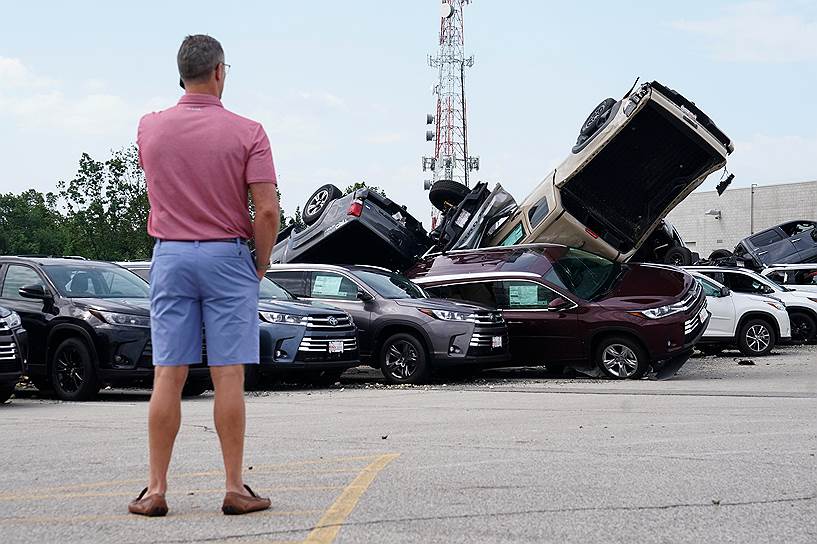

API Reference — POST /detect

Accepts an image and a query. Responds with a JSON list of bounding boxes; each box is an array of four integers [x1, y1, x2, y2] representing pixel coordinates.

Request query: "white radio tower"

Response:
[[422, 1, 479, 222]]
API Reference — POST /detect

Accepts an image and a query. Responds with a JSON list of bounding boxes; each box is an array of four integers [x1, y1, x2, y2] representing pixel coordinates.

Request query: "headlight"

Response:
[[92, 310, 150, 328], [764, 301, 786, 311], [1, 311, 21, 329], [420, 309, 475, 322], [633, 304, 683, 320], [259, 312, 306, 325]]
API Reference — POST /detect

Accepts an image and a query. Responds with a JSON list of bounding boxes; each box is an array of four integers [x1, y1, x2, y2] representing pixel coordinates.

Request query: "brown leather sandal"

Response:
[[222, 484, 271, 515], [128, 487, 169, 517]]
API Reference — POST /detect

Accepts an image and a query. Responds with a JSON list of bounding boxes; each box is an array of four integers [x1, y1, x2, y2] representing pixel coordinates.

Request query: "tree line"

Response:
[[0, 146, 383, 262]]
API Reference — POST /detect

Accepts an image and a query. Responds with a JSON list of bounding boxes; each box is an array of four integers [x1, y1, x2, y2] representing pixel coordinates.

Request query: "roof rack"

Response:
[[12, 255, 88, 260]]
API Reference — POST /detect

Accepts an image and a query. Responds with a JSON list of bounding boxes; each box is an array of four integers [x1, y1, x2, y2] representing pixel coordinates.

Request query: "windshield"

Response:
[[351, 269, 427, 299], [44, 264, 150, 299], [259, 277, 295, 300], [543, 248, 620, 301]]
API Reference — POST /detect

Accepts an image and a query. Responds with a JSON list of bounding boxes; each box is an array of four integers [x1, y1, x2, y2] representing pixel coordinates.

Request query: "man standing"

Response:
[[130, 35, 279, 517]]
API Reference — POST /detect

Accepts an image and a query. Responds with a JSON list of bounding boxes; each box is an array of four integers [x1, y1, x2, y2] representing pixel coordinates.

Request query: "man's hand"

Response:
[[256, 267, 267, 281], [250, 183, 279, 280]]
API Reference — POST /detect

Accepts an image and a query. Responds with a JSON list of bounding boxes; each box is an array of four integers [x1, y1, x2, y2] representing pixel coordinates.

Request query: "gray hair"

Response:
[[177, 35, 224, 83]]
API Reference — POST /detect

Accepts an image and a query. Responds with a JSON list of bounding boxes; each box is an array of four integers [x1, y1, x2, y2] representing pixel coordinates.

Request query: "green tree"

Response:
[[343, 181, 386, 196], [0, 189, 66, 255]]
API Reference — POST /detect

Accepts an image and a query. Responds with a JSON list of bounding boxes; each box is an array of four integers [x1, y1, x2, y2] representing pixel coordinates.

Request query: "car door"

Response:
[[695, 276, 736, 336], [748, 228, 799, 265], [781, 221, 817, 261], [0, 264, 54, 370], [720, 271, 775, 297]]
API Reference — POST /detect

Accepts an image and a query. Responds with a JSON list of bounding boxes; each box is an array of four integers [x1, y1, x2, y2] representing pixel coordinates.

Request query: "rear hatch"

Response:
[[559, 82, 730, 255]]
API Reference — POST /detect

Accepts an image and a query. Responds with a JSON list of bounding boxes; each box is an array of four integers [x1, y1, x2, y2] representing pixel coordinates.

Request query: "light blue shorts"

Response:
[[150, 240, 260, 367]]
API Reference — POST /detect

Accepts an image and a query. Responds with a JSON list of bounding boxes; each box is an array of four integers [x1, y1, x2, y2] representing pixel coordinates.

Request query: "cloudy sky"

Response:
[[1, 1, 815, 227]]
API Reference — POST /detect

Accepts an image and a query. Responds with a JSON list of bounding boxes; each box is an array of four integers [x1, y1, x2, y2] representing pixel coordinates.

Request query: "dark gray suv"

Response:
[[265, 264, 510, 384]]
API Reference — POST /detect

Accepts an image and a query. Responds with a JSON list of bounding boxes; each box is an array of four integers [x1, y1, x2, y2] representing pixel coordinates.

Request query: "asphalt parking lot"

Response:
[[2, 346, 816, 544]]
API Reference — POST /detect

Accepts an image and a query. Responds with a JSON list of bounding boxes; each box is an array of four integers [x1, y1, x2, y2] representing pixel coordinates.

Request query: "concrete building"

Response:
[[666, 180, 817, 258]]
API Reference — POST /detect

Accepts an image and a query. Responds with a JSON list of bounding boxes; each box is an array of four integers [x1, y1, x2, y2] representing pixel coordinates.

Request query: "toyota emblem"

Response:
[[328, 316, 338, 326]]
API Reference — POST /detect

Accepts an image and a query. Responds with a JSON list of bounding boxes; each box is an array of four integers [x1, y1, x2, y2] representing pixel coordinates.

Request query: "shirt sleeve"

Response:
[[245, 124, 277, 185]]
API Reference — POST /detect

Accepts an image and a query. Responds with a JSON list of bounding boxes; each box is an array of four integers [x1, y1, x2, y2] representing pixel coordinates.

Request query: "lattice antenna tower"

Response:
[[422, 1, 479, 194]]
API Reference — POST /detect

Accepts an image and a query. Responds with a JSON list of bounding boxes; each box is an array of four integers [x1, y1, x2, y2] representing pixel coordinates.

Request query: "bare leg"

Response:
[[211, 364, 247, 494], [147, 365, 189, 495]]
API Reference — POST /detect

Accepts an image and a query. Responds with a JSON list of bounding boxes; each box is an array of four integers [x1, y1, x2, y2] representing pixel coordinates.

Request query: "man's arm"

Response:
[[250, 182, 280, 280]]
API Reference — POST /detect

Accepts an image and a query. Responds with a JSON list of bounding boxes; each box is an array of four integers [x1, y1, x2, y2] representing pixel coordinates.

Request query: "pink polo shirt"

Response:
[[138, 93, 276, 241]]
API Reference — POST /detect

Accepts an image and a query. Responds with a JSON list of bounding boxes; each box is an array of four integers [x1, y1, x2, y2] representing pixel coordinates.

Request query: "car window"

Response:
[[309, 272, 359, 300], [1, 265, 45, 300], [259, 278, 294, 300], [723, 272, 774, 294], [750, 229, 785, 247], [495, 280, 557, 309], [780, 221, 817, 237], [425, 282, 497, 308], [43, 264, 149, 298], [499, 223, 525, 246], [350, 269, 425, 299], [764, 271, 785, 285], [696, 277, 723, 298], [266, 271, 310, 297], [527, 197, 550, 228], [792, 270, 817, 286], [545, 248, 619, 301], [700, 271, 725, 285], [130, 268, 150, 282]]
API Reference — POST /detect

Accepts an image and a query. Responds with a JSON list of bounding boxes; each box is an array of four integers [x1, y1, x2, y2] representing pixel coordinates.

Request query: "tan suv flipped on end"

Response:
[[468, 81, 733, 262]]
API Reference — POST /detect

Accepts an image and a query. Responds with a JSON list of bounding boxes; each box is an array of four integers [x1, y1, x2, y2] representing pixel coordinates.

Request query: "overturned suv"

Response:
[[429, 80, 733, 264]]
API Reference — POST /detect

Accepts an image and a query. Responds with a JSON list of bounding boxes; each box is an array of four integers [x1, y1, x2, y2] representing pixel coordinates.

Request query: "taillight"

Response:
[[585, 227, 599, 239], [348, 199, 363, 217]]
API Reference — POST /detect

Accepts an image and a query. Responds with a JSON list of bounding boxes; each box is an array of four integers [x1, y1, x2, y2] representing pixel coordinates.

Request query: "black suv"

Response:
[[266, 264, 510, 384], [0, 257, 208, 400], [0, 305, 26, 403]]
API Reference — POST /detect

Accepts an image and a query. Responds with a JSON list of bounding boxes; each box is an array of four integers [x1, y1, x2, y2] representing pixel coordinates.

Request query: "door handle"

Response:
[[506, 320, 525, 324], [757, 251, 768, 256], [791, 238, 801, 243]]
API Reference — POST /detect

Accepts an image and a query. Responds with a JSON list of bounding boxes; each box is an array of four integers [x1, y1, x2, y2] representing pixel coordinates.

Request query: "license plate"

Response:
[[492, 336, 502, 348], [328, 341, 344, 353], [455, 210, 471, 228], [699, 307, 709, 323]]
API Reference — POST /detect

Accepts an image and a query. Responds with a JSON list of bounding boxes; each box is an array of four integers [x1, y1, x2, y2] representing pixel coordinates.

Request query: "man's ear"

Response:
[[214, 64, 223, 83]]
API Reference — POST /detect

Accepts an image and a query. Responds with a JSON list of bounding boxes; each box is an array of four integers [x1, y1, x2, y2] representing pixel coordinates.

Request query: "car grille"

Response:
[[469, 333, 502, 348], [469, 311, 507, 350], [304, 315, 354, 329], [0, 340, 21, 373], [140, 338, 208, 367], [298, 337, 358, 353], [472, 311, 505, 326], [0, 323, 10, 334]]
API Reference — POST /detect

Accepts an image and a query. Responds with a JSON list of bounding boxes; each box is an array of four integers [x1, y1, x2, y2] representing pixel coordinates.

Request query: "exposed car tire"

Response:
[[0, 382, 14, 404], [737, 319, 776, 357], [303, 184, 343, 226], [429, 180, 470, 212], [50, 338, 100, 401], [699, 345, 725, 356], [709, 249, 733, 261], [594, 336, 649, 380], [664, 247, 694, 266], [181, 381, 209, 397], [789, 311, 817, 343], [379, 333, 430, 385]]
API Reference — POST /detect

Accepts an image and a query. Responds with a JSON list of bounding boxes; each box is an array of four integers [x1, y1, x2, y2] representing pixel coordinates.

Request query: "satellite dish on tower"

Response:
[[440, 2, 454, 19]]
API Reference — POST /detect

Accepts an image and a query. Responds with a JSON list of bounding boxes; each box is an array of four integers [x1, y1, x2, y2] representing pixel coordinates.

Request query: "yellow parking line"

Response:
[[303, 453, 400, 544]]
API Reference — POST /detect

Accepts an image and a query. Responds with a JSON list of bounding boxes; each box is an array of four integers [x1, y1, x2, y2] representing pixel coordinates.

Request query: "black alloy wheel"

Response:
[[664, 247, 693, 266], [379, 333, 430, 385], [50, 338, 100, 401], [0, 382, 14, 404], [708, 249, 733, 261], [429, 180, 470, 212], [737, 319, 775, 357], [789, 312, 817, 343], [574, 97, 616, 149], [595, 336, 649, 380], [303, 184, 343, 226]]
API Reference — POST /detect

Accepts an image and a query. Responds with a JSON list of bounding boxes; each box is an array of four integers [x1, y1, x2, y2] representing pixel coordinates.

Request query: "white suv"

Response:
[[761, 264, 817, 294], [689, 271, 791, 357], [689, 266, 817, 343]]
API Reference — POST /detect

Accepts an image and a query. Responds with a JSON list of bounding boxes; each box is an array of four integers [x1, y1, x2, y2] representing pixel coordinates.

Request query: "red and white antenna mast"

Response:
[[422, 1, 479, 224]]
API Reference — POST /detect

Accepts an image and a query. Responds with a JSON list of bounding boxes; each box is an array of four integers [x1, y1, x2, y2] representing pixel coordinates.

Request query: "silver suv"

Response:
[[265, 264, 510, 384]]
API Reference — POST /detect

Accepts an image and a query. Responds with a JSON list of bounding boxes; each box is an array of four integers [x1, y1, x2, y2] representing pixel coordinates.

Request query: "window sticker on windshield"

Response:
[[455, 210, 471, 228], [313, 275, 343, 296], [508, 284, 540, 307]]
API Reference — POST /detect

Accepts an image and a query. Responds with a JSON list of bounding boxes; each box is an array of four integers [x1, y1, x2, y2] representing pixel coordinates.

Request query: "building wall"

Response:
[[666, 180, 817, 257]]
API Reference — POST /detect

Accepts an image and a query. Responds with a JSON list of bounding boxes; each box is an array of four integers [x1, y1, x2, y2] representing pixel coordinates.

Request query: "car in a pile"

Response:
[[0, 305, 26, 404], [265, 264, 510, 384], [407, 245, 709, 379], [761, 264, 817, 294], [722, 221, 817, 269], [0, 257, 209, 400], [120, 261, 361, 387], [688, 271, 790, 356]]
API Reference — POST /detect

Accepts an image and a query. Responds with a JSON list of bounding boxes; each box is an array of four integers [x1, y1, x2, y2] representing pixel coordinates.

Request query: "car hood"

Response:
[[392, 297, 494, 313], [596, 264, 694, 310], [76, 297, 151, 315], [258, 299, 346, 316]]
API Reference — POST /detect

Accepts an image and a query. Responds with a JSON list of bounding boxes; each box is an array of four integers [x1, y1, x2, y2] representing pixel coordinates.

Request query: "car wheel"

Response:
[[594, 336, 649, 379], [379, 333, 430, 384], [664, 247, 693, 266], [429, 180, 470, 212], [574, 97, 616, 148], [709, 249, 733, 261], [51, 338, 100, 401], [737, 319, 776, 356], [303, 184, 343, 226], [181, 381, 209, 397], [699, 345, 725, 356], [789, 311, 817, 343], [0, 382, 14, 404]]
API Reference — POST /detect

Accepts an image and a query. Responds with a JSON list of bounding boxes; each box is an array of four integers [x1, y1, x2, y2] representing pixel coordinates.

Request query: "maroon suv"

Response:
[[406, 245, 709, 379]]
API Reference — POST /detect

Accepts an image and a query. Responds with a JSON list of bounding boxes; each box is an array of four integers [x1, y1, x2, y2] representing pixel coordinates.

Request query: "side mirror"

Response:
[[719, 286, 731, 297], [19, 284, 51, 300], [548, 297, 572, 311], [357, 290, 374, 302]]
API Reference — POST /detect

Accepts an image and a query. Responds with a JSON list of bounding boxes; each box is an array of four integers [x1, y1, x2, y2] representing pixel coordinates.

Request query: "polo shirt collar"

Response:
[[178, 93, 223, 107]]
